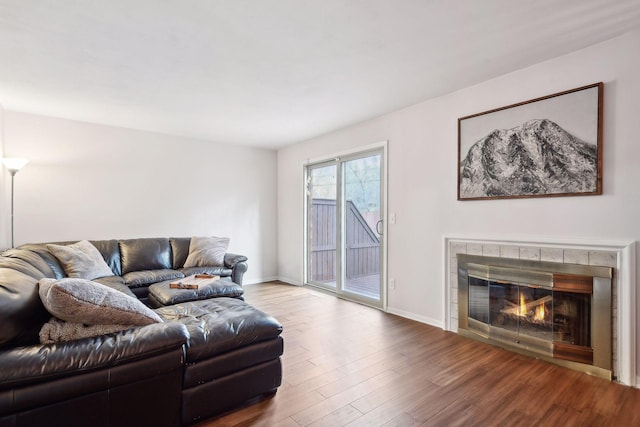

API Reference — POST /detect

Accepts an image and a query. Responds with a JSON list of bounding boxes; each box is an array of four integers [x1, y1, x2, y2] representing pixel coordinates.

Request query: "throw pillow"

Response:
[[183, 236, 230, 268], [39, 278, 163, 325], [47, 240, 114, 280]]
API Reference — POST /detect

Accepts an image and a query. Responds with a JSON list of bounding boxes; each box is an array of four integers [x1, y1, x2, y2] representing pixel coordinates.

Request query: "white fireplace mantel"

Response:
[[443, 234, 636, 387]]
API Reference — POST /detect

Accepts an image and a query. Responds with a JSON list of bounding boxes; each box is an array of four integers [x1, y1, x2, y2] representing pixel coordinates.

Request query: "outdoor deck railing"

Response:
[[310, 199, 380, 283]]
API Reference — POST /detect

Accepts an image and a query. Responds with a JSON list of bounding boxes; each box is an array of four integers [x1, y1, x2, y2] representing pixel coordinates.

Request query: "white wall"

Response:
[[0, 104, 7, 248], [277, 30, 640, 361], [2, 112, 278, 283]]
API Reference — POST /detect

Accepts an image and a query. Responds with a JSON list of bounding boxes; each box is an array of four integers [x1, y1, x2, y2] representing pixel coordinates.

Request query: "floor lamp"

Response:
[[2, 157, 29, 248]]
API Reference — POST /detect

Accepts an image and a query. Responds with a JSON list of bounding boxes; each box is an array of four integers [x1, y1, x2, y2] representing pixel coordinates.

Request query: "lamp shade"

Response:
[[1, 157, 29, 173]]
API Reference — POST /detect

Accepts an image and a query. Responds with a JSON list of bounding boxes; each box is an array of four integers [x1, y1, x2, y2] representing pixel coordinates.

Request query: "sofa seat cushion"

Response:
[[91, 275, 138, 297], [0, 322, 189, 390], [90, 275, 124, 285], [122, 269, 184, 287], [155, 298, 283, 363], [148, 277, 243, 308], [178, 266, 232, 277]]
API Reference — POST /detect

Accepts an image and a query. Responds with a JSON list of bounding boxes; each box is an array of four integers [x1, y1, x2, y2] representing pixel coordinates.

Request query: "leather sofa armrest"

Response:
[[224, 253, 248, 268], [0, 322, 188, 390], [225, 253, 248, 285]]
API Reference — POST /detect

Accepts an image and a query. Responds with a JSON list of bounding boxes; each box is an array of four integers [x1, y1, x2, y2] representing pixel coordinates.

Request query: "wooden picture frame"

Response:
[[458, 83, 603, 201]]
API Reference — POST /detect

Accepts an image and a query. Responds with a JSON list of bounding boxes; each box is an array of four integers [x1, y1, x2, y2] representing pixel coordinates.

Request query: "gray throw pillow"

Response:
[[183, 236, 230, 268], [47, 240, 114, 280], [39, 278, 163, 325]]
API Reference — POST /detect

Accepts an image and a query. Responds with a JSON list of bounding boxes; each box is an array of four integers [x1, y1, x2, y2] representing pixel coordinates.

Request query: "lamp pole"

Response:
[[1, 158, 29, 248], [8, 169, 17, 248]]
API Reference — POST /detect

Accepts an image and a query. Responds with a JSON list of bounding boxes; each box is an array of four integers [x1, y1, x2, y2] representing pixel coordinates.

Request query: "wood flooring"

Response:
[[195, 281, 640, 426]]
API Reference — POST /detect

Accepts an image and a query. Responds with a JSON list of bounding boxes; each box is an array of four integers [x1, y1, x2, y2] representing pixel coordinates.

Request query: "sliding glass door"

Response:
[[306, 149, 384, 306], [307, 163, 338, 289], [342, 154, 382, 299]]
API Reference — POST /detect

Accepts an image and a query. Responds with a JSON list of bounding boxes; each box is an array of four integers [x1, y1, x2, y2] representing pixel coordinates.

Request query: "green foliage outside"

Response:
[[310, 154, 380, 213]]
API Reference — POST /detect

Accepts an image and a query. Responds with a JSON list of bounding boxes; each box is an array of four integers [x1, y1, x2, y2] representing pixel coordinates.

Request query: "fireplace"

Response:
[[458, 254, 613, 379]]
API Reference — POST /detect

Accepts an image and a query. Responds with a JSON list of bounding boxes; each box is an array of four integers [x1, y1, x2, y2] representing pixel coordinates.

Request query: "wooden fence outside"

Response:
[[310, 198, 380, 283]]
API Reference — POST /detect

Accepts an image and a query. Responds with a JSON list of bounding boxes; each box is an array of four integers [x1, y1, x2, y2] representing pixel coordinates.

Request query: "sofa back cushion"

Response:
[[119, 238, 172, 274], [1, 248, 56, 278], [90, 239, 122, 276], [0, 268, 50, 347], [170, 237, 191, 269], [19, 240, 122, 279], [18, 243, 67, 279]]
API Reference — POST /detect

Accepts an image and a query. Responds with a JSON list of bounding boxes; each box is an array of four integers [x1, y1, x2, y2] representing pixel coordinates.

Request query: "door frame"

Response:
[[302, 141, 388, 310]]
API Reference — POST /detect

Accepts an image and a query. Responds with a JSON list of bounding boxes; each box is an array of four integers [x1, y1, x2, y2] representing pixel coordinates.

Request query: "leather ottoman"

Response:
[[155, 298, 283, 424], [148, 276, 244, 308]]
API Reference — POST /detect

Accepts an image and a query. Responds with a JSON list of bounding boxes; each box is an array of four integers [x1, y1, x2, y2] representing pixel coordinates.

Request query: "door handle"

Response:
[[376, 220, 383, 235]]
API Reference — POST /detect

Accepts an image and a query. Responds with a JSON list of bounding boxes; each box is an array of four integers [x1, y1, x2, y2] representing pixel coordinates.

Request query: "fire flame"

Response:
[[518, 293, 527, 316], [517, 293, 546, 321]]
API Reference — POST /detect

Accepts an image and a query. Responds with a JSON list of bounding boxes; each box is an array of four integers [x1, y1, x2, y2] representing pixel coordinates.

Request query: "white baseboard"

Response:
[[386, 307, 444, 329], [243, 276, 278, 285], [275, 276, 302, 286], [243, 276, 302, 286], [253, 279, 443, 329]]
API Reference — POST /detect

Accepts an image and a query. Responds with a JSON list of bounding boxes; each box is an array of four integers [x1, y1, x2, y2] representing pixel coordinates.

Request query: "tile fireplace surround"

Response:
[[444, 236, 636, 387]]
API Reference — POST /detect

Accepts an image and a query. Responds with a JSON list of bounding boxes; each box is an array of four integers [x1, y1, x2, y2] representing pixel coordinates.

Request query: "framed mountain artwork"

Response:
[[458, 83, 603, 201]]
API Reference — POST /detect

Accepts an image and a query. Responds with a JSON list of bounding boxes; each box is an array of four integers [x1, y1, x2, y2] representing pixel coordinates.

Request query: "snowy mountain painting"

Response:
[[458, 84, 601, 200], [459, 119, 597, 198]]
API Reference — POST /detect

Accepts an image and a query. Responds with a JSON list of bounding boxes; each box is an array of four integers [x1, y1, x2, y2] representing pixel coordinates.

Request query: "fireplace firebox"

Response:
[[458, 254, 613, 379]]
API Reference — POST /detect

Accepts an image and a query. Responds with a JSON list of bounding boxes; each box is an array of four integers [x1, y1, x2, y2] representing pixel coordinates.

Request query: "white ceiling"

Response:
[[1, 0, 640, 149]]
